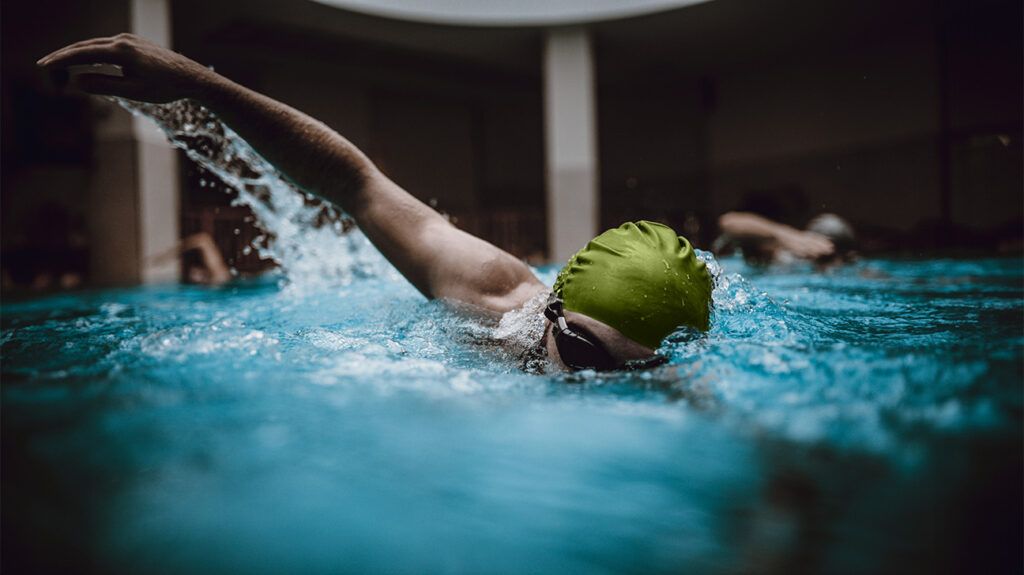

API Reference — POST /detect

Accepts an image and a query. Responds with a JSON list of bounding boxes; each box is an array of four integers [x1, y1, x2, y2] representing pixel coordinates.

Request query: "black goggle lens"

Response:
[[554, 328, 616, 371], [545, 296, 665, 372]]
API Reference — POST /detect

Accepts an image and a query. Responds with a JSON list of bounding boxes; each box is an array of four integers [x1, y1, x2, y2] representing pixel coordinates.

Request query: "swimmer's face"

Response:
[[543, 309, 658, 371]]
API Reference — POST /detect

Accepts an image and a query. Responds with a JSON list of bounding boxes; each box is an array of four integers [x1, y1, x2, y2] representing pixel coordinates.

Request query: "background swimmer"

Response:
[[149, 232, 232, 286], [715, 211, 857, 268]]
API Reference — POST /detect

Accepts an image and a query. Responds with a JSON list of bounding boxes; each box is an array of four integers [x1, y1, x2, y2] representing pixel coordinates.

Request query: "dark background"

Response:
[[2, 0, 1022, 292]]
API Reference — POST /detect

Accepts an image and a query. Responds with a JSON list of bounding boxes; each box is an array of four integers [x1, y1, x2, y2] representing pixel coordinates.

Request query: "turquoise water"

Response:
[[3, 256, 1022, 574], [4, 99, 1022, 573]]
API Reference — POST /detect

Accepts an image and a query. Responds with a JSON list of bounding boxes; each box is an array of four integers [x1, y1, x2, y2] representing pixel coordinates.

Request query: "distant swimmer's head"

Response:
[[547, 221, 713, 370], [806, 213, 857, 264]]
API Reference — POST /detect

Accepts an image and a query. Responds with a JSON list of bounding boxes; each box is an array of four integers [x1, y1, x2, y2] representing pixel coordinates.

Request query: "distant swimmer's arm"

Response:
[[39, 34, 545, 312], [148, 233, 232, 285], [718, 212, 834, 260]]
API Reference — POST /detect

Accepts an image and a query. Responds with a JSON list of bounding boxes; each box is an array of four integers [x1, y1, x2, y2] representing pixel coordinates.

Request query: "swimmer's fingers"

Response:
[[812, 244, 835, 258], [38, 38, 124, 90], [804, 231, 835, 256], [797, 241, 833, 258], [37, 38, 129, 69], [40, 34, 212, 103], [37, 37, 112, 66], [801, 235, 835, 258], [780, 229, 834, 258]]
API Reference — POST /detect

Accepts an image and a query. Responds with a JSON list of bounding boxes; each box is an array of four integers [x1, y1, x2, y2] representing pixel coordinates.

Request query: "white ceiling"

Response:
[[308, 0, 711, 26]]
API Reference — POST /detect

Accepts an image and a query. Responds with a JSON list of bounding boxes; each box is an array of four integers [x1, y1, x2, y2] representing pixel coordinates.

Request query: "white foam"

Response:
[[115, 98, 394, 294]]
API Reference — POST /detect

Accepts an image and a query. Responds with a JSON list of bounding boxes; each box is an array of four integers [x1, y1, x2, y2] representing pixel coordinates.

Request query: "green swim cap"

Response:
[[553, 221, 712, 349]]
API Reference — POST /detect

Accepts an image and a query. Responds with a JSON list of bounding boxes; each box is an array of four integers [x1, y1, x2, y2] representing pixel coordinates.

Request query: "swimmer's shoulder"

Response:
[[435, 251, 547, 315]]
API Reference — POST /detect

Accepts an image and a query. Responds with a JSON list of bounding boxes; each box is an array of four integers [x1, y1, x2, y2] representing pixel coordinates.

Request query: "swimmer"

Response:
[[715, 211, 857, 268], [149, 232, 232, 286], [38, 34, 712, 372]]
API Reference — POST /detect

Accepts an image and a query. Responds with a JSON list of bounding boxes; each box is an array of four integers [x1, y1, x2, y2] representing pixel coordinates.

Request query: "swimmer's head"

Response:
[[552, 221, 713, 353], [806, 213, 857, 263]]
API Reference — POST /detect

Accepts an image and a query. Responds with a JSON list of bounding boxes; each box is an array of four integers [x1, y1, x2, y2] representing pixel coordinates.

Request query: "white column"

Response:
[[543, 26, 599, 264], [133, 0, 180, 283], [89, 0, 179, 286]]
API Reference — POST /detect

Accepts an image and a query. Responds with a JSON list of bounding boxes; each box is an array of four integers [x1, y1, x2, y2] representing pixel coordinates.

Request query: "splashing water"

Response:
[[4, 255, 1022, 573], [116, 97, 393, 291]]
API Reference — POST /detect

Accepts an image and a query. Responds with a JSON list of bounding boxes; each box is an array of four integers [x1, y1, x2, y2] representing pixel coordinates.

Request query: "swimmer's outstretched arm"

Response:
[[39, 34, 545, 312], [718, 212, 835, 260]]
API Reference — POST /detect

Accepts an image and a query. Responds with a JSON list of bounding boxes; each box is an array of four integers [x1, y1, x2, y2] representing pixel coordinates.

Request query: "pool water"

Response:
[[4, 99, 1022, 573], [3, 255, 1021, 574]]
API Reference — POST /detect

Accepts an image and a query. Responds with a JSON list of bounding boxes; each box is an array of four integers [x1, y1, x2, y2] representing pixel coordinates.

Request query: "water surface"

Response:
[[3, 256, 1021, 574], [3, 99, 1021, 574]]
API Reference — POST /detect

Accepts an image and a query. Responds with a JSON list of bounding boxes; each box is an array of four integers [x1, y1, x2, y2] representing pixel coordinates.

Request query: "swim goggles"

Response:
[[544, 295, 668, 372]]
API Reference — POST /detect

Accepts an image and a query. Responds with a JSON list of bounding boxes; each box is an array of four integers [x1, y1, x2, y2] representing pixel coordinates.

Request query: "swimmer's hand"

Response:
[[775, 228, 835, 260], [37, 34, 213, 103]]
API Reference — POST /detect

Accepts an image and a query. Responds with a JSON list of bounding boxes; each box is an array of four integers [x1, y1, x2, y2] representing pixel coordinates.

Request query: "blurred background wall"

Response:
[[2, 0, 1021, 292]]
